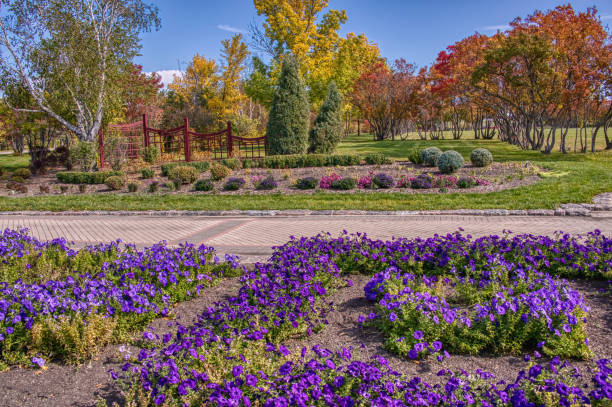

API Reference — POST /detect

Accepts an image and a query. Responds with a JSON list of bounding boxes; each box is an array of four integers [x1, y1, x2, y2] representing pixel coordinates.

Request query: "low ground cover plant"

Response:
[[141, 168, 154, 179], [160, 161, 210, 177], [0, 229, 240, 368], [107, 230, 611, 406], [254, 175, 278, 190], [223, 177, 246, 191], [330, 177, 356, 190], [194, 179, 214, 192], [56, 171, 123, 184], [372, 172, 394, 189], [295, 177, 318, 190], [104, 175, 125, 191]]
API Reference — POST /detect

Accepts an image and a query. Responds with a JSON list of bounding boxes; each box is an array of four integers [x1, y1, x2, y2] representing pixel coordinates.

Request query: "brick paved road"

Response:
[[1, 214, 610, 262]]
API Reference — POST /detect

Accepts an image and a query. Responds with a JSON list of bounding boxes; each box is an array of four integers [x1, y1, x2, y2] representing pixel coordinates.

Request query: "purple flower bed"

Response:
[[111, 230, 611, 406], [0, 229, 240, 367]]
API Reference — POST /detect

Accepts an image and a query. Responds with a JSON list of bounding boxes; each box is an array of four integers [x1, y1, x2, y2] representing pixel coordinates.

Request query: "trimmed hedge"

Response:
[[364, 153, 392, 165], [160, 161, 210, 177], [56, 171, 123, 185], [252, 154, 369, 169]]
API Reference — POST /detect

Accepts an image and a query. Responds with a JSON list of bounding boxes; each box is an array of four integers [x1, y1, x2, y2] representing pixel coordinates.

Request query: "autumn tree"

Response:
[[266, 55, 310, 155], [121, 65, 163, 123], [0, 0, 160, 142], [309, 81, 343, 153], [219, 34, 250, 117]]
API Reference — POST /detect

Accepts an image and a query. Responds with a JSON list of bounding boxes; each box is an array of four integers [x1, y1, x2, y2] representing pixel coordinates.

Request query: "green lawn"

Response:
[[0, 153, 30, 171], [0, 137, 610, 211]]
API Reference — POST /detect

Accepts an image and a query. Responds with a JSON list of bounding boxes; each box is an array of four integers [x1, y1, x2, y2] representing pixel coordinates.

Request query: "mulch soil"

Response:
[[1, 161, 541, 197], [0, 268, 609, 406]]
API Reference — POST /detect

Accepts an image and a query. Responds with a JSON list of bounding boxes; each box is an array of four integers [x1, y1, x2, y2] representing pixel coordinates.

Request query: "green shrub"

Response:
[[105, 176, 125, 191], [194, 179, 214, 192], [258, 154, 360, 169], [56, 171, 123, 184], [10, 176, 25, 184], [330, 177, 356, 190], [210, 163, 232, 181], [13, 168, 31, 179], [408, 148, 423, 165], [160, 161, 210, 177], [142, 146, 160, 164], [242, 159, 255, 169], [127, 182, 139, 193], [295, 177, 318, 190], [364, 153, 392, 165], [168, 165, 199, 185], [78, 184, 87, 194], [7, 181, 27, 193], [420, 147, 443, 167], [148, 181, 159, 193], [470, 148, 494, 167], [69, 142, 97, 171], [141, 168, 154, 179], [0, 167, 5, 176], [220, 158, 241, 170], [437, 150, 465, 174], [457, 177, 476, 189], [308, 81, 343, 154], [266, 54, 310, 155]]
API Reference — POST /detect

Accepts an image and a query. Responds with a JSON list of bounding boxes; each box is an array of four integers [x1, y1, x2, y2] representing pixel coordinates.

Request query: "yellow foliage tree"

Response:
[[219, 34, 250, 117], [168, 54, 222, 116]]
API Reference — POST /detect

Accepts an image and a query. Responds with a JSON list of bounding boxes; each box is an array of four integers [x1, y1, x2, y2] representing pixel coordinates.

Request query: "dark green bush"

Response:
[[257, 154, 360, 169], [420, 147, 443, 167], [295, 177, 318, 190], [13, 168, 31, 179], [437, 150, 465, 174], [168, 166, 199, 185], [330, 177, 356, 190], [142, 146, 160, 164], [148, 181, 159, 193], [194, 179, 214, 192], [372, 173, 394, 189], [242, 159, 255, 169], [457, 177, 476, 189], [105, 176, 125, 191], [141, 168, 154, 179], [0, 167, 5, 176], [78, 184, 87, 194], [470, 148, 494, 167], [160, 161, 210, 177], [308, 81, 343, 154], [364, 153, 392, 165], [127, 182, 139, 193], [56, 171, 123, 184]]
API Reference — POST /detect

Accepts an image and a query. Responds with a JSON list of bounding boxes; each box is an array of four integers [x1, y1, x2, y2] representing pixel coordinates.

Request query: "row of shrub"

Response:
[[56, 170, 124, 184], [409, 147, 494, 173]]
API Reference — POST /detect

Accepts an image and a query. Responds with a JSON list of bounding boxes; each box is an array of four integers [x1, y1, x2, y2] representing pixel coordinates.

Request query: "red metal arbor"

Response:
[[99, 114, 267, 168]]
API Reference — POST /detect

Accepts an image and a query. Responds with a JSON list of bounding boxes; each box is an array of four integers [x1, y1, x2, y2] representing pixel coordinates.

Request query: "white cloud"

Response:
[[217, 24, 247, 34], [146, 70, 183, 87], [480, 24, 511, 31]]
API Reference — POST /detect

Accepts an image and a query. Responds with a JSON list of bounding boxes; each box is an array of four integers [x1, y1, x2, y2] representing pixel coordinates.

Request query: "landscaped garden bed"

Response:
[[0, 229, 609, 406]]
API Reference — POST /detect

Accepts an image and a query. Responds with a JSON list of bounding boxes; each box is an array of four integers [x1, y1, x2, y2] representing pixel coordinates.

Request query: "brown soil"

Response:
[[1, 161, 541, 197], [0, 270, 609, 407]]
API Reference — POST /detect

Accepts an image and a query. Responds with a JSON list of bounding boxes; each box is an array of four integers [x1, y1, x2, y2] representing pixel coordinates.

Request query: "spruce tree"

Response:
[[266, 55, 310, 155], [309, 81, 343, 154]]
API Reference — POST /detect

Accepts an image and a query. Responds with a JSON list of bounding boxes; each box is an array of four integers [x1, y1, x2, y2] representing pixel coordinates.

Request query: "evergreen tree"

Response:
[[266, 55, 310, 155], [309, 81, 343, 153]]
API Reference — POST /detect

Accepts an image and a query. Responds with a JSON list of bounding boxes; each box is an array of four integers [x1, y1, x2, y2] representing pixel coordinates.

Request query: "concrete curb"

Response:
[[0, 202, 610, 218]]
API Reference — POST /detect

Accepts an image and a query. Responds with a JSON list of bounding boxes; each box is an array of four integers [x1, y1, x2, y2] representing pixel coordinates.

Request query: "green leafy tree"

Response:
[[0, 0, 160, 142], [309, 81, 343, 153], [266, 54, 310, 155], [244, 56, 276, 109]]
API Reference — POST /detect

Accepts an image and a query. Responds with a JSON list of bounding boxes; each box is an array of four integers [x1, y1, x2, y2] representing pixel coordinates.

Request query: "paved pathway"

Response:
[[1, 214, 610, 262]]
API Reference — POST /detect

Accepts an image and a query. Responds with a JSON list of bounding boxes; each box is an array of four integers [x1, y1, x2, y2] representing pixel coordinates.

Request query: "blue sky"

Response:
[[136, 0, 612, 85]]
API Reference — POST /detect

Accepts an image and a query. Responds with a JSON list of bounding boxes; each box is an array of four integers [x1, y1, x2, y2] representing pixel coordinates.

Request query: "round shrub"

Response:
[[420, 147, 443, 167], [105, 176, 125, 191], [256, 176, 278, 191], [411, 174, 433, 189], [169, 165, 199, 185], [223, 177, 245, 191], [127, 182, 139, 193], [470, 148, 493, 167], [13, 168, 31, 179], [210, 163, 232, 181], [296, 177, 317, 190], [437, 150, 464, 174], [330, 177, 356, 190], [373, 173, 394, 189], [194, 179, 214, 192]]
